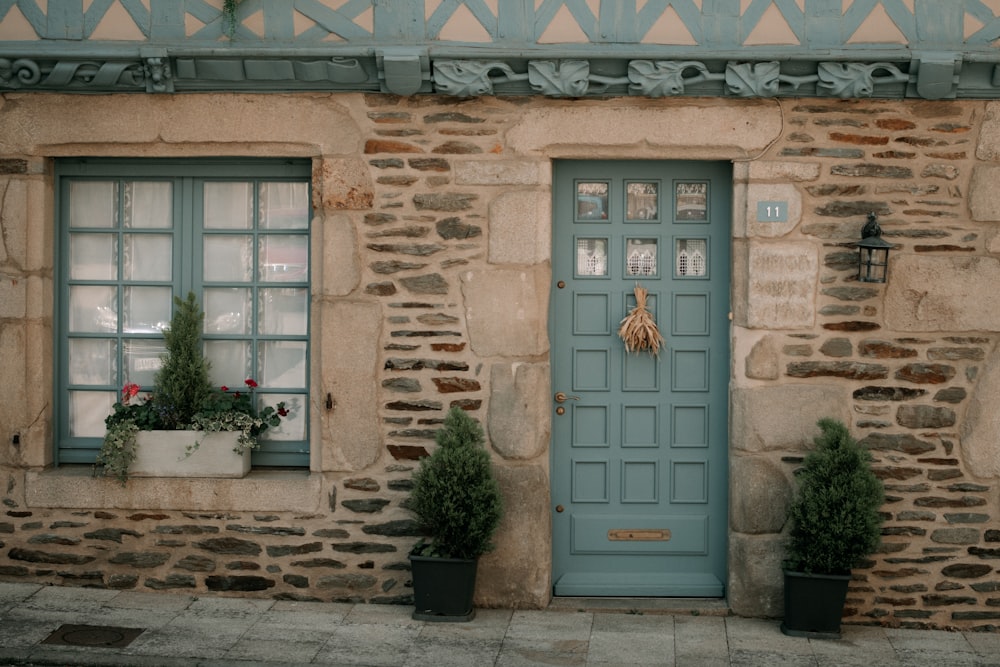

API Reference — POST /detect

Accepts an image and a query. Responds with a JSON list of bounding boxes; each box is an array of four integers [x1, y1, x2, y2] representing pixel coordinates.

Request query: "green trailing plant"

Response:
[[223, 0, 242, 38], [784, 418, 885, 575], [409, 408, 503, 560], [94, 293, 287, 484]]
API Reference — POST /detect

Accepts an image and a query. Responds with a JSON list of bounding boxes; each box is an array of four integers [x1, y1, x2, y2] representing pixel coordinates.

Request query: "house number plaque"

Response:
[[608, 528, 671, 541]]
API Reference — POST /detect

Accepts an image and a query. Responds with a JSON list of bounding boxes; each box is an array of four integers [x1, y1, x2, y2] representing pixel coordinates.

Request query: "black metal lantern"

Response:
[[855, 212, 892, 283]]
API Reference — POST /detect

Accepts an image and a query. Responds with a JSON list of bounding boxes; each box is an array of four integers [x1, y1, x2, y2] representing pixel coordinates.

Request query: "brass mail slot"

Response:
[[608, 528, 671, 542]]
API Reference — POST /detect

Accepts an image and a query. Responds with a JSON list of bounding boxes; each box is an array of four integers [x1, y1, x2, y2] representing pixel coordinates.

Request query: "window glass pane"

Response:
[[261, 182, 309, 230], [205, 182, 252, 229], [626, 182, 658, 221], [124, 339, 165, 386], [259, 341, 306, 388], [676, 239, 708, 277], [259, 288, 307, 335], [260, 236, 308, 283], [675, 182, 708, 221], [205, 288, 251, 334], [205, 340, 251, 387], [123, 233, 172, 281], [70, 233, 116, 280], [123, 286, 171, 333], [576, 238, 608, 276], [69, 181, 116, 228], [576, 182, 608, 221], [68, 339, 116, 385], [70, 285, 117, 333], [124, 182, 172, 228], [259, 393, 306, 440], [625, 238, 658, 277], [69, 391, 115, 437], [204, 235, 253, 282]]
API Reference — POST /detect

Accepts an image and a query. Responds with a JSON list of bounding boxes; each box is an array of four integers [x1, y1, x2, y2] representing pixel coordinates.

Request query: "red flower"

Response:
[[122, 383, 140, 399], [245, 378, 258, 389], [220, 385, 229, 392], [277, 406, 289, 417]]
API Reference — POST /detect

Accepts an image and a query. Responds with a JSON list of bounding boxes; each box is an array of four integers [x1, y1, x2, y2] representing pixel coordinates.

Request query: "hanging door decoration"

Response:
[[618, 283, 665, 356]]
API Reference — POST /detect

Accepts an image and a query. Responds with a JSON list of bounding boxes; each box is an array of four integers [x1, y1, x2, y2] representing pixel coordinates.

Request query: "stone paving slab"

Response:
[[0, 582, 999, 667]]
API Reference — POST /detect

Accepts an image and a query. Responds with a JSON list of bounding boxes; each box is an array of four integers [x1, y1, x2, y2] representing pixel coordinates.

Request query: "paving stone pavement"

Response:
[[0, 582, 998, 666]]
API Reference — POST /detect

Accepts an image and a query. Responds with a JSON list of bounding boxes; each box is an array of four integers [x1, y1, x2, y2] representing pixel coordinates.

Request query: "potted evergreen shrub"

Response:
[[95, 292, 287, 484], [408, 407, 503, 622], [781, 418, 884, 638]]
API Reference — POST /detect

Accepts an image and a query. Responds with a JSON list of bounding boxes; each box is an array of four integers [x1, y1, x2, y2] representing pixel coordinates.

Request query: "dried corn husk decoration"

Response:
[[618, 283, 665, 356]]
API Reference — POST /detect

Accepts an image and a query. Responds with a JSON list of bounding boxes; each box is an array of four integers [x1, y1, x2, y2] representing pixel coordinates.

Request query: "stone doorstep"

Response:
[[547, 597, 731, 617]]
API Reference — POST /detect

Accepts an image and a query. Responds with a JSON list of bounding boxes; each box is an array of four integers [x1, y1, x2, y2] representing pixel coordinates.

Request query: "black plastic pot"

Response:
[[409, 554, 478, 622], [780, 569, 852, 639]]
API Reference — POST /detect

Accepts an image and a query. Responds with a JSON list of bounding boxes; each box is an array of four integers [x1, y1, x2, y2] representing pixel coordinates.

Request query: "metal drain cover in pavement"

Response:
[[42, 624, 144, 648]]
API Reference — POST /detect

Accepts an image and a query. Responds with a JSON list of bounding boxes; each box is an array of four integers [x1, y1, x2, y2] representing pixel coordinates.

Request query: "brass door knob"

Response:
[[554, 392, 580, 403], [555, 505, 564, 513]]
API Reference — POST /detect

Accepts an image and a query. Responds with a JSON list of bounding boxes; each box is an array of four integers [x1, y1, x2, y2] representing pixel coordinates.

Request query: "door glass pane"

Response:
[[626, 182, 658, 221], [204, 235, 253, 282], [676, 239, 708, 277], [261, 182, 309, 230], [626, 238, 658, 277], [70, 233, 116, 280], [675, 182, 708, 221], [576, 182, 609, 221], [205, 182, 253, 229], [69, 339, 116, 385], [205, 340, 251, 387], [123, 234, 172, 281], [260, 288, 307, 335], [123, 286, 171, 333], [69, 181, 116, 228], [70, 285, 117, 333], [124, 339, 165, 386], [205, 288, 251, 334], [124, 182, 172, 228], [576, 238, 608, 277], [259, 341, 306, 388], [69, 391, 115, 437], [260, 393, 305, 440], [260, 236, 308, 283]]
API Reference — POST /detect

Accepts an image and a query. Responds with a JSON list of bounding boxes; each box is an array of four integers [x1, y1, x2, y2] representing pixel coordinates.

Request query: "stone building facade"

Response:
[[2, 1, 1000, 632]]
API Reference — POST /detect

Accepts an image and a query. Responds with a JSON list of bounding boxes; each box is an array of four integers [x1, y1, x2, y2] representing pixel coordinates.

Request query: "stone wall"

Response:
[[0, 92, 999, 629], [730, 99, 1000, 630]]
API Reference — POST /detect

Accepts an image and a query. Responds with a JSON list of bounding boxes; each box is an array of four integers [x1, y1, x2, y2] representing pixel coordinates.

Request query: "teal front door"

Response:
[[550, 160, 731, 597]]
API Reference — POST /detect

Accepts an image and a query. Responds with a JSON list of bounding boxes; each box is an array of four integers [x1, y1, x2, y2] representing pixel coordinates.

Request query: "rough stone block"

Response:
[[507, 100, 782, 157], [886, 255, 1000, 331], [488, 362, 550, 461], [744, 334, 780, 380], [318, 213, 361, 297], [960, 343, 1000, 479], [728, 532, 785, 618], [477, 463, 550, 608], [488, 191, 551, 265], [0, 178, 26, 267], [731, 385, 850, 453], [975, 101, 1000, 161], [455, 160, 542, 186], [748, 161, 821, 182], [730, 456, 791, 534], [735, 242, 818, 329], [319, 301, 381, 471], [746, 183, 802, 238], [969, 164, 1000, 221], [461, 268, 549, 357], [314, 158, 374, 211]]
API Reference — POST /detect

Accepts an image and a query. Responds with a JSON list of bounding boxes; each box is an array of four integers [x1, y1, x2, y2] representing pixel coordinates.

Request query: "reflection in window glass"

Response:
[[626, 238, 658, 276], [676, 239, 708, 277], [675, 182, 708, 221], [576, 182, 609, 220], [626, 182, 658, 220], [576, 238, 608, 276]]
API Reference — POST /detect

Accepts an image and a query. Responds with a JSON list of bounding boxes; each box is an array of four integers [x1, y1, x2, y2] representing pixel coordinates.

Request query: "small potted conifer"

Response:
[[408, 407, 503, 622], [781, 418, 884, 638]]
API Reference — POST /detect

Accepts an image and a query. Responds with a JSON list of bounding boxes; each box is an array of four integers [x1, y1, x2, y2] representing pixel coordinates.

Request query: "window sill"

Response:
[[26, 466, 322, 512]]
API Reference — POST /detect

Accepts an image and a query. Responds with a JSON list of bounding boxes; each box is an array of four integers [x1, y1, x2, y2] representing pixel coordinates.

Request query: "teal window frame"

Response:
[[54, 158, 312, 468]]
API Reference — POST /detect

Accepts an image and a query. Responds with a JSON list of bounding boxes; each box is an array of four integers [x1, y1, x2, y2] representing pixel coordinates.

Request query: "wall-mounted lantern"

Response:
[[855, 212, 892, 283]]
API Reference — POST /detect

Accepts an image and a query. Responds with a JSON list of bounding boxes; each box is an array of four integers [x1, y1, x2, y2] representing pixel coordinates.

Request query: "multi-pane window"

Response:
[[57, 159, 311, 467]]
